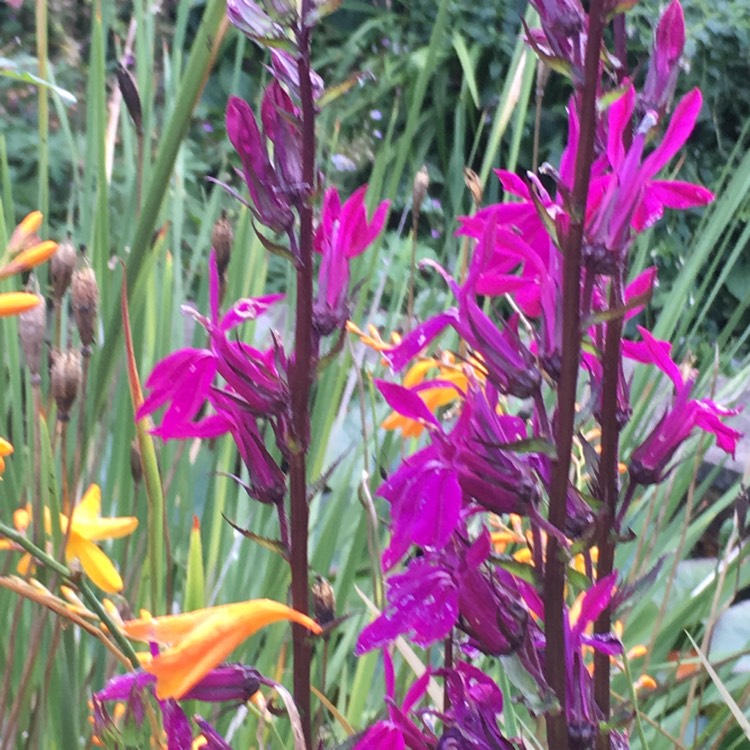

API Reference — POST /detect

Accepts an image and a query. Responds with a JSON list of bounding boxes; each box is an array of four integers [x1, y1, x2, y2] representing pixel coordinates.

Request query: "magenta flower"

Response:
[[94, 664, 257, 748], [313, 185, 389, 334], [137, 250, 283, 440], [623, 326, 742, 485], [642, 0, 686, 113], [355, 652, 435, 750], [226, 95, 295, 234]]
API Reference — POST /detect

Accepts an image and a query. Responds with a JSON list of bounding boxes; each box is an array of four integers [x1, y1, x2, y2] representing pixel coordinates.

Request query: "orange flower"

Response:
[[0, 240, 58, 280], [123, 599, 322, 700], [0, 292, 41, 318], [0, 437, 13, 477]]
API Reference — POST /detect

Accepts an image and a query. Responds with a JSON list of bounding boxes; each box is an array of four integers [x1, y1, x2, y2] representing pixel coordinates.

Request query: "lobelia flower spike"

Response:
[[313, 185, 390, 335]]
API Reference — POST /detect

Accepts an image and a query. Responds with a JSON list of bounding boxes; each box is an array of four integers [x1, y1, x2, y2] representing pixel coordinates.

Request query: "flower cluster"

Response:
[[351, 1, 741, 747]]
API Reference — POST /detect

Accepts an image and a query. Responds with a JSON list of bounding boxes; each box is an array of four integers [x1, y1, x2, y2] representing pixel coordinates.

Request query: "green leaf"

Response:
[[0, 59, 77, 104]]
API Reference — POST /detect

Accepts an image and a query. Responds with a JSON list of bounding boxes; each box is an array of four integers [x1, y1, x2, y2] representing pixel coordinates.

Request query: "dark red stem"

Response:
[[543, 1, 607, 746], [593, 275, 625, 750], [290, 8, 316, 747]]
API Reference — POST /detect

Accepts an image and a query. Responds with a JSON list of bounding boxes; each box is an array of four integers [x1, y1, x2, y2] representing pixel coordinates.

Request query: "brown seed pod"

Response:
[[18, 291, 47, 380], [71, 266, 99, 351], [412, 164, 430, 219], [51, 348, 82, 420], [50, 233, 77, 301]]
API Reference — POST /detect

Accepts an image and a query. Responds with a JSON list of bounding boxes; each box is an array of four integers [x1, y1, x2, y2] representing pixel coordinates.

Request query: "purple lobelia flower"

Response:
[[439, 662, 519, 750], [624, 326, 741, 485], [137, 251, 283, 440], [642, 0, 686, 114], [355, 650, 435, 750], [93, 663, 259, 748], [519, 573, 623, 747], [226, 95, 295, 234], [313, 185, 389, 335]]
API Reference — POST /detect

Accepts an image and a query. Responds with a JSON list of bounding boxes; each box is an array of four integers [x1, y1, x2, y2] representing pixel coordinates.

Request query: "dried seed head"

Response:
[[130, 439, 142, 485], [311, 574, 336, 628], [116, 63, 143, 136], [71, 266, 99, 351], [51, 348, 82, 420], [18, 291, 47, 380], [463, 167, 483, 207], [211, 210, 234, 278], [50, 234, 77, 301], [412, 164, 430, 218]]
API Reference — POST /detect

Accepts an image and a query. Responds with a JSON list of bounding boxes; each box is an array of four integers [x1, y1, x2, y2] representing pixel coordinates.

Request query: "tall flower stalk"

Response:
[[351, 0, 737, 748], [136, 2, 389, 745]]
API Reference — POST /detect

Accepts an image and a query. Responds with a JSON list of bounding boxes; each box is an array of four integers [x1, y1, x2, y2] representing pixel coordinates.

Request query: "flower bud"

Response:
[[51, 348, 82, 420], [413, 164, 430, 218], [211, 210, 234, 278], [50, 234, 77, 301], [311, 574, 336, 628], [71, 266, 99, 351], [130, 439, 143, 485], [18, 291, 46, 380]]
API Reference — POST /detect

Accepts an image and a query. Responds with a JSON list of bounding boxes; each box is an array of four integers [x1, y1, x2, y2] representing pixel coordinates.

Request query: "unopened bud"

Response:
[[51, 348, 82, 420], [50, 234, 77, 301], [116, 63, 143, 136], [211, 210, 234, 278], [130, 439, 142, 485], [311, 574, 336, 628], [18, 291, 46, 380], [463, 167, 483, 207], [71, 266, 99, 351], [412, 165, 430, 218]]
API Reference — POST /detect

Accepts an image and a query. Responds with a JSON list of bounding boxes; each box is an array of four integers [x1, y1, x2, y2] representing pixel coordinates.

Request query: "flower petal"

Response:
[[68, 535, 124, 593], [142, 600, 321, 699]]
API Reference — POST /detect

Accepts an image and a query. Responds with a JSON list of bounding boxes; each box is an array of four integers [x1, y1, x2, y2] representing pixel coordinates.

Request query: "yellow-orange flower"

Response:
[[0, 292, 41, 318], [8, 485, 137, 592], [0, 437, 13, 477], [0, 240, 58, 280], [7, 210, 43, 253], [123, 600, 322, 700]]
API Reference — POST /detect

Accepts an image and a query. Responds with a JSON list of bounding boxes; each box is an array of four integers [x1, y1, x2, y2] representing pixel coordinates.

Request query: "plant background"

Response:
[[2, 0, 750, 747]]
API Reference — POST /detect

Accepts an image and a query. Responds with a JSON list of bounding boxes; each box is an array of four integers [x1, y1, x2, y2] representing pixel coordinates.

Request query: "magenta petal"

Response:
[[356, 723, 407, 750], [355, 559, 458, 652], [606, 83, 636, 170], [220, 293, 284, 331], [581, 633, 623, 656], [152, 413, 230, 440], [571, 572, 618, 640], [494, 169, 531, 199], [383, 310, 459, 371], [642, 88, 702, 177], [375, 380, 440, 429], [161, 700, 192, 750]]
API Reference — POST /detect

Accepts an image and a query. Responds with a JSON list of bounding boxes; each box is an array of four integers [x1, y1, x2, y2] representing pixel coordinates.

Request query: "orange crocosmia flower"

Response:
[[382, 359, 468, 438], [0, 437, 13, 476], [0, 240, 58, 280], [9, 485, 137, 592], [122, 599, 322, 700], [0, 292, 41, 318], [7, 211, 43, 253], [346, 321, 401, 352]]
